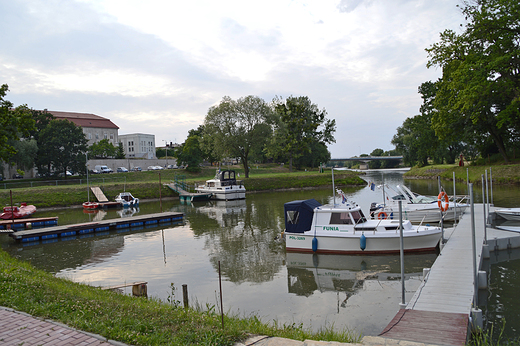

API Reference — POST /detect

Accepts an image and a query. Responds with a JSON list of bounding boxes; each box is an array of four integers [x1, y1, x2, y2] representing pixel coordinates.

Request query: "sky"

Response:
[[0, 0, 465, 158]]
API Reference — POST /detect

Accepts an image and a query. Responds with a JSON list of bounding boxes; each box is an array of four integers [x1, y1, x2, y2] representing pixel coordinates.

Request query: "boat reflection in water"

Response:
[[193, 199, 246, 228], [286, 252, 436, 299]]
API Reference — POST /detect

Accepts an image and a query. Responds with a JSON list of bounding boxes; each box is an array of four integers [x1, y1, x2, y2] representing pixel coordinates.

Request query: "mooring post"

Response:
[[182, 284, 188, 308], [399, 200, 406, 308]]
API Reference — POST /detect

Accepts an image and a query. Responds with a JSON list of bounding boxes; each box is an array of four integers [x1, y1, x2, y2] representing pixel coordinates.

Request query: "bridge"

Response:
[[330, 156, 403, 162]]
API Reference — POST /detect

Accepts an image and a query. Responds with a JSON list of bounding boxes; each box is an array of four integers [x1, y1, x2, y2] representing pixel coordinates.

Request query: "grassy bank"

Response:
[[0, 250, 359, 345], [0, 168, 365, 208], [404, 163, 520, 185]]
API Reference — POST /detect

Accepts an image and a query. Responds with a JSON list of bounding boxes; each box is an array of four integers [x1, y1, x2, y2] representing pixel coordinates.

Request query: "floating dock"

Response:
[[0, 217, 58, 231], [165, 183, 212, 202], [379, 205, 520, 345], [8, 212, 183, 243]]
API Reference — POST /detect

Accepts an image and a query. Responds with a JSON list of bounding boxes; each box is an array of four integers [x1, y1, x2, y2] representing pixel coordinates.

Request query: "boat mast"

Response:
[[332, 168, 336, 207]]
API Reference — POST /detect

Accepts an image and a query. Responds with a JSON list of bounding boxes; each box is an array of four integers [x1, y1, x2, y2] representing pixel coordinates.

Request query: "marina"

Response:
[[1, 172, 519, 342]]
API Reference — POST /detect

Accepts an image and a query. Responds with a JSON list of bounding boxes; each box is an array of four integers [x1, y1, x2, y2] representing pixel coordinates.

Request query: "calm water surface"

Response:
[[1, 170, 519, 338]]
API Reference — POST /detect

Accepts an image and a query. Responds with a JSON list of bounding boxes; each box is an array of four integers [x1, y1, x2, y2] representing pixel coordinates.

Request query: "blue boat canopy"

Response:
[[284, 199, 321, 233]]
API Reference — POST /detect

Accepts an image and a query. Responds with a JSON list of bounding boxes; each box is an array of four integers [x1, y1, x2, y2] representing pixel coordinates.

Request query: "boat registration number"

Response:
[[288, 235, 305, 241]]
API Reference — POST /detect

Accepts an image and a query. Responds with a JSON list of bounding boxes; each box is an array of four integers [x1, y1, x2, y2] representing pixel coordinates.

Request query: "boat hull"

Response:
[[195, 186, 246, 200], [285, 229, 441, 255], [82, 202, 100, 210], [495, 208, 520, 221]]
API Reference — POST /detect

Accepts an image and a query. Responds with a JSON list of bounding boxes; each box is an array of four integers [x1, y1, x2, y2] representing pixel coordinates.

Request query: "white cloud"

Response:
[[1, 0, 464, 156]]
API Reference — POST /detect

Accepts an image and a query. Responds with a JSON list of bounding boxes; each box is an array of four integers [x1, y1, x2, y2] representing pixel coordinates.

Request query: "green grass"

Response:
[[404, 163, 520, 185], [0, 250, 360, 345], [0, 166, 365, 208]]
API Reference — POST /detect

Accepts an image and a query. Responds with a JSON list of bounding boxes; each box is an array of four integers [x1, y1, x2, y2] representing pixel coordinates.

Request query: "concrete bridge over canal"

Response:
[[330, 156, 403, 169]]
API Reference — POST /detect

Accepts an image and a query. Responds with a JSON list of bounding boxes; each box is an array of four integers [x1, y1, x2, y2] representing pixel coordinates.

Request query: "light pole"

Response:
[[163, 140, 169, 166]]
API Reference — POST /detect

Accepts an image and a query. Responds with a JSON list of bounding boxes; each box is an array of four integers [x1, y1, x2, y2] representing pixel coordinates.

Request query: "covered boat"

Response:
[[115, 192, 139, 208], [195, 170, 246, 200], [283, 194, 441, 254], [369, 184, 468, 223], [0, 203, 37, 220]]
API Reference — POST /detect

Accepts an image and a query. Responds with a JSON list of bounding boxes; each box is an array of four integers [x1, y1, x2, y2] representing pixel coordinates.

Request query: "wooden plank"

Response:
[[380, 309, 468, 346], [90, 186, 108, 202], [102, 281, 147, 290]]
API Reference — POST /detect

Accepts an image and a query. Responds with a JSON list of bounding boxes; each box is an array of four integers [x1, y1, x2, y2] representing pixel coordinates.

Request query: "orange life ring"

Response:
[[437, 191, 449, 212], [377, 211, 388, 220]]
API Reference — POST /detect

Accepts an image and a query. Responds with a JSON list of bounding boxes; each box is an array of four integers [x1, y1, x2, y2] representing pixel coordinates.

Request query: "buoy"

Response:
[[312, 253, 319, 267], [312, 237, 318, 252], [360, 234, 366, 251]]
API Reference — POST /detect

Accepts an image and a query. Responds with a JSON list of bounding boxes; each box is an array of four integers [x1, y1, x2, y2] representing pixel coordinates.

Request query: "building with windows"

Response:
[[119, 133, 156, 159], [47, 110, 119, 146]]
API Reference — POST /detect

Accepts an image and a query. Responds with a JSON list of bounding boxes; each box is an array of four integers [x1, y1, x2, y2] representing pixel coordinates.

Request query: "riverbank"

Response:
[[0, 169, 365, 208], [0, 249, 358, 345], [404, 163, 520, 184]]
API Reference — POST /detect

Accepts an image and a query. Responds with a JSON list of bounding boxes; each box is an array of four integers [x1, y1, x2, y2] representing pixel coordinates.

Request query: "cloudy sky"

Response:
[[1, 0, 465, 158]]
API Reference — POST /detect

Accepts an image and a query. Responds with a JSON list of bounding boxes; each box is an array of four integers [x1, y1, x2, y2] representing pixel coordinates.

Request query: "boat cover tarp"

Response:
[[284, 199, 321, 233]]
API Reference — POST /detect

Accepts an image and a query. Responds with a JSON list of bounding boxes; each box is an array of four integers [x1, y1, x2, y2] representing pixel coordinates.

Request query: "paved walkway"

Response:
[[0, 307, 127, 346], [237, 335, 436, 346]]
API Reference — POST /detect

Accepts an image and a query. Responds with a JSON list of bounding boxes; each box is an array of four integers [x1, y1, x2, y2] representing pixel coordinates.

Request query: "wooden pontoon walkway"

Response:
[[380, 204, 516, 345], [0, 216, 58, 231], [8, 212, 184, 243], [165, 183, 212, 202]]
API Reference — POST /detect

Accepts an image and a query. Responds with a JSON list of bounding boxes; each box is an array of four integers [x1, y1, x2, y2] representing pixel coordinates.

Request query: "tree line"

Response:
[[392, 0, 519, 167], [173, 95, 336, 177]]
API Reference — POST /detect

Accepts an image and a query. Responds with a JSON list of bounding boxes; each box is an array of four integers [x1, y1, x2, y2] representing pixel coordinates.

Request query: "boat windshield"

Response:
[[351, 210, 367, 224]]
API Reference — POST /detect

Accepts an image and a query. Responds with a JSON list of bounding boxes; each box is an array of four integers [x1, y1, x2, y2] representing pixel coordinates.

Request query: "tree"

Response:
[[116, 142, 125, 159], [38, 120, 88, 176], [0, 84, 35, 162], [9, 139, 38, 173], [202, 96, 272, 178], [89, 139, 117, 158], [270, 96, 336, 172], [426, 0, 520, 163]]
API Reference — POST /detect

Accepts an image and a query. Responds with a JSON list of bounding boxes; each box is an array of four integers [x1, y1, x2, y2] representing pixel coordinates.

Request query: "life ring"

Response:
[[437, 191, 449, 212], [377, 211, 388, 220]]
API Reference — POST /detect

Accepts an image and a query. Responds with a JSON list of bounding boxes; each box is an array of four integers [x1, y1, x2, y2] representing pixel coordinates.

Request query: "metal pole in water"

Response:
[[453, 171, 457, 224], [159, 172, 162, 213], [481, 175, 487, 245], [399, 200, 406, 308], [466, 168, 469, 194], [489, 167, 493, 206], [219, 261, 224, 329], [485, 169, 489, 223], [469, 183, 478, 307], [332, 168, 336, 206]]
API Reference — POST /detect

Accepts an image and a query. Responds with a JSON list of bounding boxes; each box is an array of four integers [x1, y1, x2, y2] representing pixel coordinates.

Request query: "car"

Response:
[[147, 166, 164, 170], [58, 171, 72, 177], [167, 164, 178, 169], [131, 166, 142, 172], [12, 173, 23, 179], [90, 169, 100, 174], [117, 167, 129, 173]]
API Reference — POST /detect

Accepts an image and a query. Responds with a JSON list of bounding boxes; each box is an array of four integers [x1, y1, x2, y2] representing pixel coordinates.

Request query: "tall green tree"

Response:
[[426, 0, 520, 162], [0, 84, 35, 162], [38, 120, 88, 177], [270, 96, 336, 172], [89, 139, 117, 158], [202, 96, 272, 178]]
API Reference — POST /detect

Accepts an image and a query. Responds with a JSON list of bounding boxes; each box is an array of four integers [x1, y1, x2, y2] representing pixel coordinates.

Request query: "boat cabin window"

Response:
[[286, 211, 299, 224], [351, 210, 367, 224], [392, 194, 406, 201], [329, 212, 353, 224], [208, 182, 215, 187]]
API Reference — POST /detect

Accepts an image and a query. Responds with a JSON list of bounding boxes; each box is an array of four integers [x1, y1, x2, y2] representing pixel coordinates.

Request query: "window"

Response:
[[351, 210, 367, 224], [95, 134, 99, 139], [110, 134, 114, 140], [286, 211, 299, 224], [329, 212, 353, 224]]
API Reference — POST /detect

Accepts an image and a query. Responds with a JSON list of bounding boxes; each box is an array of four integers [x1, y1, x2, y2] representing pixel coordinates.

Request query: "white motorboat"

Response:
[[283, 193, 442, 255], [495, 208, 520, 221], [115, 192, 139, 208], [369, 184, 468, 223], [195, 170, 246, 200]]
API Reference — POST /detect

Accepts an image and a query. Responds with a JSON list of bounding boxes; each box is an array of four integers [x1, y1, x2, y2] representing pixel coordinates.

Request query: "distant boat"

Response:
[[369, 184, 468, 223], [115, 192, 139, 208], [82, 201, 100, 210], [195, 170, 246, 200], [0, 203, 37, 220]]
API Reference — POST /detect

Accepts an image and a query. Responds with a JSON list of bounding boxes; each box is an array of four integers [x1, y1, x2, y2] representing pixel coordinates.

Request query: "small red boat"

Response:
[[0, 203, 37, 220], [82, 201, 100, 210]]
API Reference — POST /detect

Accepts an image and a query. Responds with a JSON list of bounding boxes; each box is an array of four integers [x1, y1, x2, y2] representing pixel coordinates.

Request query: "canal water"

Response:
[[1, 170, 519, 339]]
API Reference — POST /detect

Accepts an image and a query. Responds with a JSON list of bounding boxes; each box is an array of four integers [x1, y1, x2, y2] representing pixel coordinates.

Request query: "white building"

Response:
[[119, 133, 156, 159]]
